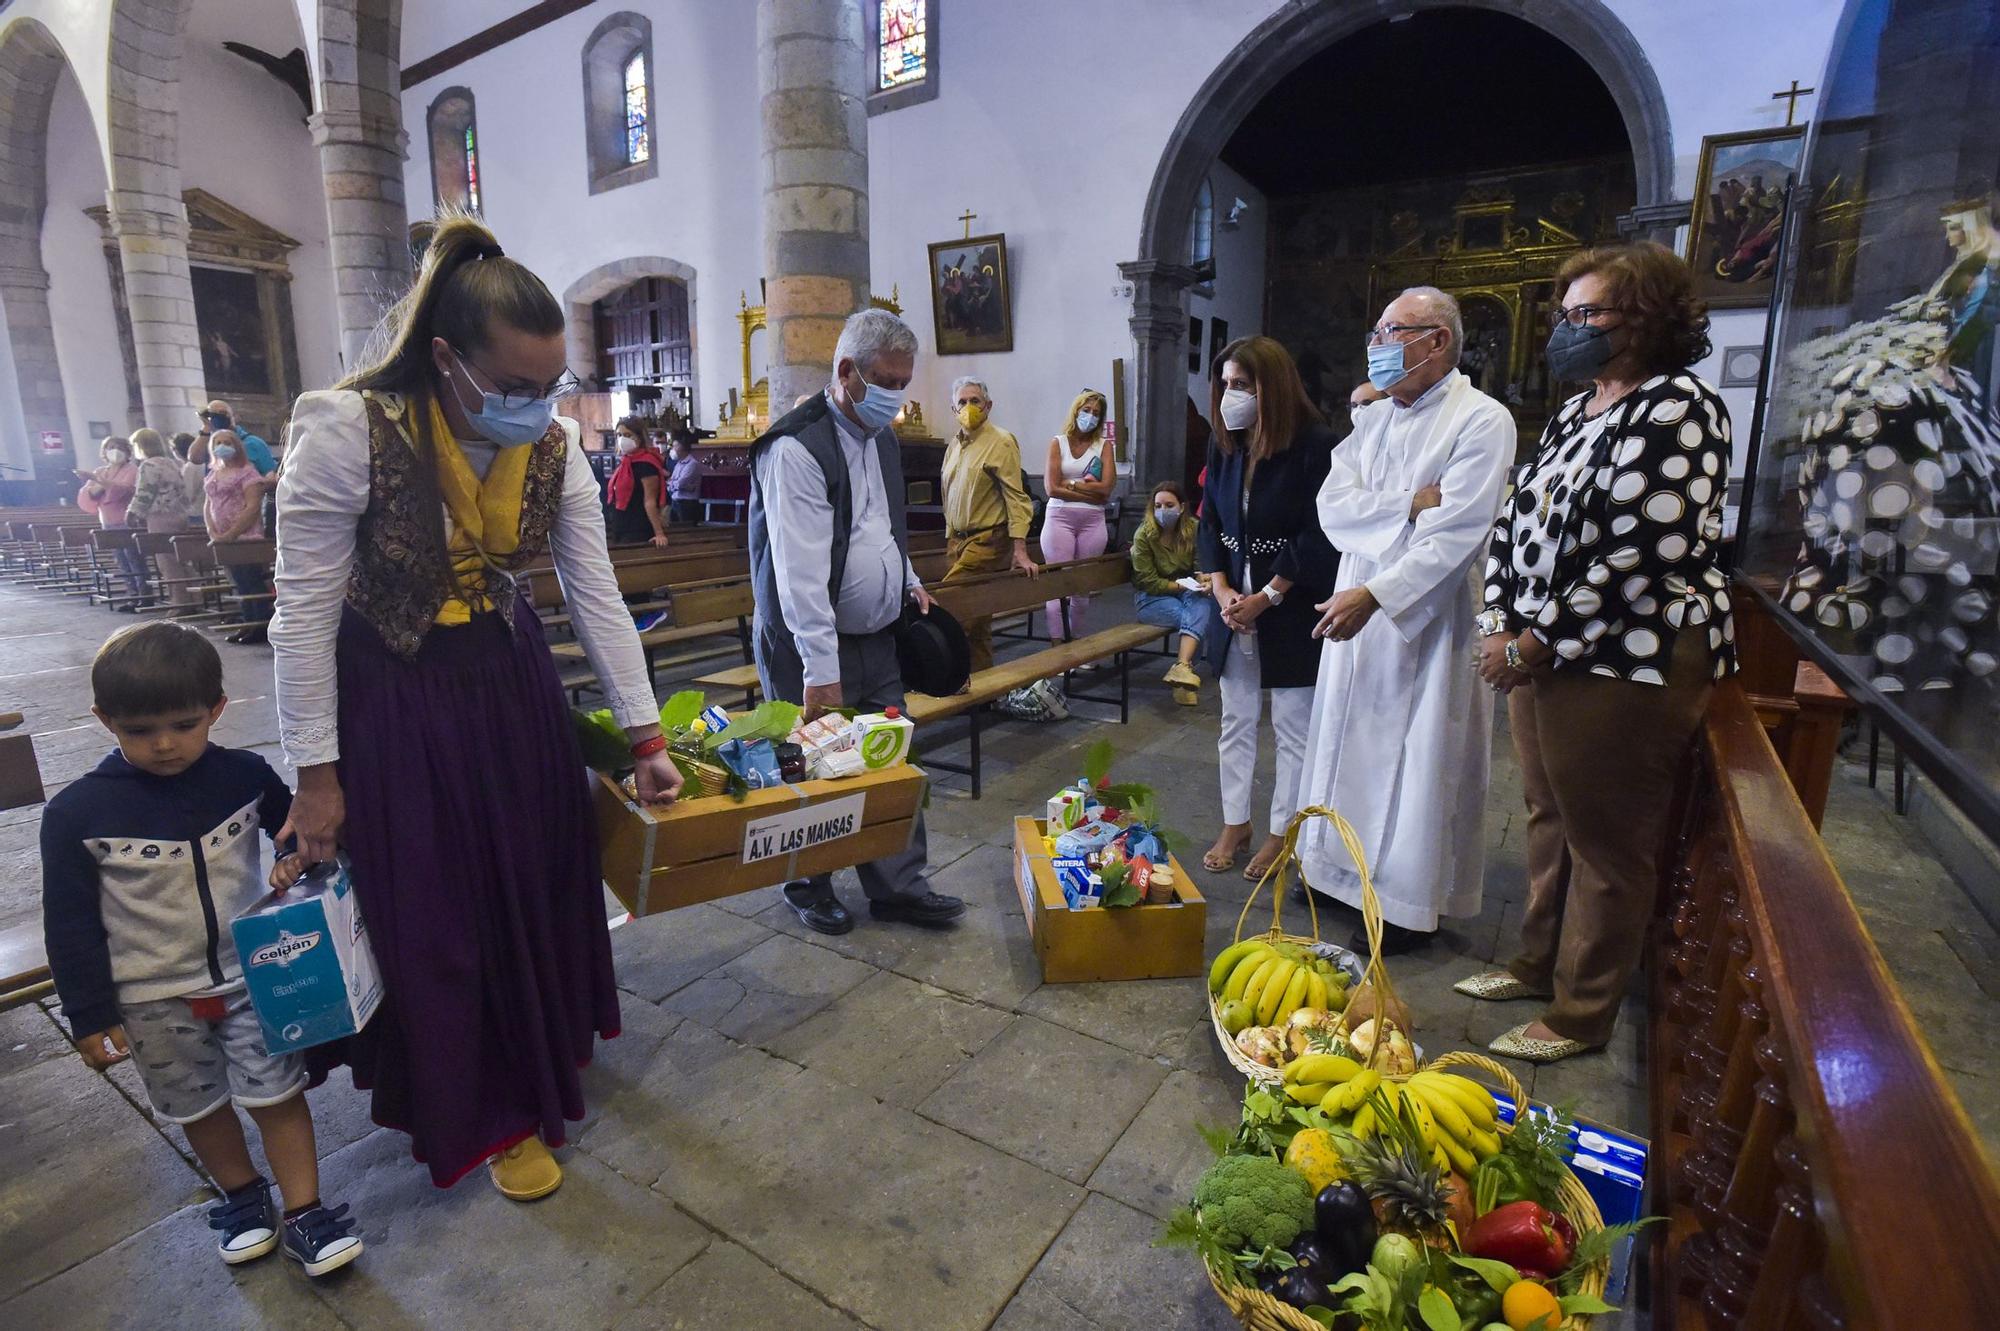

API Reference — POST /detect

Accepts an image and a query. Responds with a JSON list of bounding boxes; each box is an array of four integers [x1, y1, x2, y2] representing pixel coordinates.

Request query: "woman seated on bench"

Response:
[[1129, 481, 1214, 705]]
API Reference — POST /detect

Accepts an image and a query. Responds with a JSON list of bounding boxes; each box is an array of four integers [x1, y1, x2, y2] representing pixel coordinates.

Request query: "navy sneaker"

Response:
[[207, 1177, 279, 1265], [281, 1202, 364, 1277]]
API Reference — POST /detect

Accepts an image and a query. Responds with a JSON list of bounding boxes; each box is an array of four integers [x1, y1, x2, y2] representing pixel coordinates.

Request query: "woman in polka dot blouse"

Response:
[[1461, 242, 1737, 1063]]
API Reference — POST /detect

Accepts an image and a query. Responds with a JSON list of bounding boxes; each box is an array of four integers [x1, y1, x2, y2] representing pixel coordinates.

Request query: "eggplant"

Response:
[[1287, 1233, 1336, 1281], [1314, 1181, 1378, 1276], [1274, 1267, 1335, 1312], [1256, 1267, 1287, 1299]]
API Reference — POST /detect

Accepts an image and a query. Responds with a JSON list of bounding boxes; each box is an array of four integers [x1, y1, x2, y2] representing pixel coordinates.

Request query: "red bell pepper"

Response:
[[1462, 1201, 1576, 1276]]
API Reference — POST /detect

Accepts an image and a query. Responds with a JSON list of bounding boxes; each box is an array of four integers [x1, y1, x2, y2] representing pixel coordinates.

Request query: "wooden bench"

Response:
[[1650, 674, 2000, 1328], [0, 711, 50, 1012]]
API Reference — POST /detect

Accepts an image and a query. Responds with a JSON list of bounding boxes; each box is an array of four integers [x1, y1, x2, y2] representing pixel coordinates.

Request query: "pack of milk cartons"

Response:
[[231, 857, 382, 1055]]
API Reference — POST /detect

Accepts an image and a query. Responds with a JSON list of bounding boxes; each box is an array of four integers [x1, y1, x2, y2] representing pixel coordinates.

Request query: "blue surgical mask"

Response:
[[447, 351, 556, 447], [846, 373, 906, 433], [211, 443, 237, 462], [1366, 330, 1443, 392], [1154, 506, 1181, 528], [1076, 410, 1101, 433]]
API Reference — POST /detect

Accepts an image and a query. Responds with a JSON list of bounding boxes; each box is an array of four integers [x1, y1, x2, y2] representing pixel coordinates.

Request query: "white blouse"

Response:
[[269, 390, 656, 768]]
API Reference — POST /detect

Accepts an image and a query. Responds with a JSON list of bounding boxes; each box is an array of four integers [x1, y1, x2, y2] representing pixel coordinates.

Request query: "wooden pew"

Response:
[[1649, 678, 2000, 1328], [0, 711, 50, 1012]]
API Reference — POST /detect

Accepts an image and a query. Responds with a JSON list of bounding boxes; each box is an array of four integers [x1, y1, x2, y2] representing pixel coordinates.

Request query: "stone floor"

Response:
[[2, 580, 1993, 1329]]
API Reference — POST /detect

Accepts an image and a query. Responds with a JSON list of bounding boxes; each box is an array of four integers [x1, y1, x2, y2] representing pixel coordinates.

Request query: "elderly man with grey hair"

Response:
[[941, 374, 1038, 671], [746, 307, 964, 935], [1294, 285, 1517, 955]]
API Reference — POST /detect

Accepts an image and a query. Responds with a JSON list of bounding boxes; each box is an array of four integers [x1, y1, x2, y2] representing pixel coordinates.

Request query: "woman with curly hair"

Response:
[[1460, 242, 1737, 1063]]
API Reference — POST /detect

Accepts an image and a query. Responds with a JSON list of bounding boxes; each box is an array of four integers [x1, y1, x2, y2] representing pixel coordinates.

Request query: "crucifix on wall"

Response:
[[1772, 79, 1816, 127]]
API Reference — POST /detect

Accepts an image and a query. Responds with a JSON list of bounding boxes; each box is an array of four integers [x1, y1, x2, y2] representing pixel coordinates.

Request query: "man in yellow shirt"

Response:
[[941, 376, 1038, 671]]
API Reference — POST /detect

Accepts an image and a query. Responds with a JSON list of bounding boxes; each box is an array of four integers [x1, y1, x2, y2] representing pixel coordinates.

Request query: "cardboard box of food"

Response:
[[231, 859, 381, 1055], [1011, 817, 1206, 983], [595, 764, 928, 916]]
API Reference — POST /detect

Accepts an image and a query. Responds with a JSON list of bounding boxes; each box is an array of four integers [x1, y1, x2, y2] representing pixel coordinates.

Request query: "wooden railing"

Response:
[[1651, 678, 2000, 1328]]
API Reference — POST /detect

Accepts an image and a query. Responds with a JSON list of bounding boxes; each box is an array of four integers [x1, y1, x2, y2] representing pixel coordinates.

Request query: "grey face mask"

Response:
[[1545, 322, 1619, 381]]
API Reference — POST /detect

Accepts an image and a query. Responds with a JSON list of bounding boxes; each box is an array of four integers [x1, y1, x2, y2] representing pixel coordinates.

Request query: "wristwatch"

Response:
[[1477, 608, 1507, 637], [1260, 582, 1286, 607]]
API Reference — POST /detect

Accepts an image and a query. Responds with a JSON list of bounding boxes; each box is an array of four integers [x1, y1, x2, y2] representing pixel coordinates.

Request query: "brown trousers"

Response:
[[943, 528, 1010, 671], [1505, 627, 1713, 1045]]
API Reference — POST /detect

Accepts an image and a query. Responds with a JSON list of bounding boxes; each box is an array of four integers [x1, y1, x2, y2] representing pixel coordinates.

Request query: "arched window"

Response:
[[867, 0, 939, 115], [427, 88, 481, 213], [584, 12, 657, 193]]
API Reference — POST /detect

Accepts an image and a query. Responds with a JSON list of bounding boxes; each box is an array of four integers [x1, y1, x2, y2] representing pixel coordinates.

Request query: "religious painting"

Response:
[[189, 265, 273, 397], [926, 233, 1013, 355], [1456, 294, 1515, 401], [1686, 127, 1805, 309], [1737, 0, 2000, 843]]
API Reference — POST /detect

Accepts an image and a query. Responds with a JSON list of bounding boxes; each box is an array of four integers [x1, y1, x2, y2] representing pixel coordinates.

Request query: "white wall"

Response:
[[43, 64, 129, 467], [183, 0, 341, 395], [399, 0, 766, 428], [1187, 159, 1268, 405]]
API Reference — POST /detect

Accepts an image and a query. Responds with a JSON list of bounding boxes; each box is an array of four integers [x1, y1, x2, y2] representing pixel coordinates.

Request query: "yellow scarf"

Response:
[[427, 396, 532, 624]]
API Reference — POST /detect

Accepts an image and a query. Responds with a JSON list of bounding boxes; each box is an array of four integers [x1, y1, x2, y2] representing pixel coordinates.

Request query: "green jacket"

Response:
[[1130, 521, 1197, 596]]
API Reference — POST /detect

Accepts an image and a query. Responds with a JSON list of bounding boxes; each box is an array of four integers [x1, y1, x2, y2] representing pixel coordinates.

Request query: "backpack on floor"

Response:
[[996, 675, 1070, 722]]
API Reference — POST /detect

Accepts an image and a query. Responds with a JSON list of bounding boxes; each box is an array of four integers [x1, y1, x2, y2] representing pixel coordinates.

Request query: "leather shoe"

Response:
[[868, 891, 966, 927], [1348, 922, 1434, 957], [786, 895, 854, 935]]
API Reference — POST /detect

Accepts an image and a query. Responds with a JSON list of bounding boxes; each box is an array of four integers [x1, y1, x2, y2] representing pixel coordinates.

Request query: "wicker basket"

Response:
[[1210, 805, 1407, 1085], [1200, 810, 1613, 1329]]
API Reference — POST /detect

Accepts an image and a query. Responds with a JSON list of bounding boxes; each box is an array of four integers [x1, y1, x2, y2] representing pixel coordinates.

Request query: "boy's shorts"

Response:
[[121, 986, 308, 1125]]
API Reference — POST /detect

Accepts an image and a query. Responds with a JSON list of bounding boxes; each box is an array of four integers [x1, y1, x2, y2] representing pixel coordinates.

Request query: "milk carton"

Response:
[[1046, 783, 1097, 832], [231, 859, 381, 1055], [850, 707, 914, 770]]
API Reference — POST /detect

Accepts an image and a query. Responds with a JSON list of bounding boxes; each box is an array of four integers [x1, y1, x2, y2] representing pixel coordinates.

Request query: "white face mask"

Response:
[[105, 449, 129, 464], [615, 436, 638, 456], [1219, 387, 1258, 432]]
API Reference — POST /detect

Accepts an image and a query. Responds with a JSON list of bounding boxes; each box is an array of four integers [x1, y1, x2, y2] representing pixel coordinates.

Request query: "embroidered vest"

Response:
[[346, 391, 568, 658]]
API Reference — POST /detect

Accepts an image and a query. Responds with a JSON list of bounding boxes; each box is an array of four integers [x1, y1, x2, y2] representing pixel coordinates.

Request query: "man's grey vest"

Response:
[[747, 392, 910, 651]]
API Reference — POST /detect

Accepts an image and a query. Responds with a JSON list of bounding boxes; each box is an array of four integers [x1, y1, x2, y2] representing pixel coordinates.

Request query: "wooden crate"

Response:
[[596, 765, 928, 916], [1011, 817, 1206, 983]]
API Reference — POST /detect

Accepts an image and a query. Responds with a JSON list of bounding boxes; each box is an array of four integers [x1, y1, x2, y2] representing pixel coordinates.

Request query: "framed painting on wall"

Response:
[[190, 266, 274, 397], [1685, 126, 1806, 309], [926, 233, 1012, 355]]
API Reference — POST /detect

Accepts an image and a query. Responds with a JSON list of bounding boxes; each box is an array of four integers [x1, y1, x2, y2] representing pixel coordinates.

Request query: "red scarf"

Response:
[[608, 443, 666, 510]]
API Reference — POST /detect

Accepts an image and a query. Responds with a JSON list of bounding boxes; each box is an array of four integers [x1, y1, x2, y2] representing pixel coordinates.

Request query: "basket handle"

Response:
[[1230, 808, 1336, 947], [1421, 1049, 1527, 1108]]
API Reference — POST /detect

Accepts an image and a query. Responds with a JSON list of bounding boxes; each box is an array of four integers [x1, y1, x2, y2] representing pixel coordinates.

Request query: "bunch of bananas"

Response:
[[1208, 939, 1350, 1029], [1279, 1056, 1505, 1178]]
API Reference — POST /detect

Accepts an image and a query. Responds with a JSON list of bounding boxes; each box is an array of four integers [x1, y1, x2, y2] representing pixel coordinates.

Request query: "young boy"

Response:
[[40, 622, 364, 1277]]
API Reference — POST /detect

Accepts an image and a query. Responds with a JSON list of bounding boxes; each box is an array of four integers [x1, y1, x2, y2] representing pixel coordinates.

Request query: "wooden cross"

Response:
[[1772, 79, 1816, 127], [958, 208, 977, 239]]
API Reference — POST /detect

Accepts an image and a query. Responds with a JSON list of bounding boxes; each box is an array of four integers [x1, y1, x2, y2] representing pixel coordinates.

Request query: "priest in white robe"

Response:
[[1297, 287, 1516, 953]]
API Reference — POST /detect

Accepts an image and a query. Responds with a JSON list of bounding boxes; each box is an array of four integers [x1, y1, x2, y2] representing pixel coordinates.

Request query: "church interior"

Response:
[[1, 1, 1998, 1328]]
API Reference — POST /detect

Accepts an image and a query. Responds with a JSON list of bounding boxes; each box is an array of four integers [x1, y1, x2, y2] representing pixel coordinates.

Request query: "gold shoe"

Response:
[[1453, 972, 1551, 1002], [1162, 662, 1200, 688], [488, 1137, 563, 1201], [1488, 1022, 1597, 1064], [1173, 685, 1199, 707]]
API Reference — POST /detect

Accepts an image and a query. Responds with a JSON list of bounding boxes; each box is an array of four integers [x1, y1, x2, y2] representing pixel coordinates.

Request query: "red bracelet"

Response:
[[630, 734, 668, 759]]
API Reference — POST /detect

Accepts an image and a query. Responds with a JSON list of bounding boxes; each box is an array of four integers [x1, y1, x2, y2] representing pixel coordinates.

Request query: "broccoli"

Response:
[[1191, 1153, 1316, 1253]]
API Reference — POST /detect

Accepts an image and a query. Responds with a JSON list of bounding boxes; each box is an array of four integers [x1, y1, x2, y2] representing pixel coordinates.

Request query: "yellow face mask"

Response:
[[957, 402, 987, 431]]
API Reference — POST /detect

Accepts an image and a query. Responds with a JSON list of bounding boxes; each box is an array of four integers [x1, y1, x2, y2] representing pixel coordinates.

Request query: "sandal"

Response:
[[1488, 1022, 1598, 1064], [1453, 972, 1551, 1002], [1242, 839, 1284, 883], [1202, 834, 1248, 873]]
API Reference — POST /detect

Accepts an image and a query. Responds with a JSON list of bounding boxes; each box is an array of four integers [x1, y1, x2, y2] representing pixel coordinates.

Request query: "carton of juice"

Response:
[[850, 707, 914, 770]]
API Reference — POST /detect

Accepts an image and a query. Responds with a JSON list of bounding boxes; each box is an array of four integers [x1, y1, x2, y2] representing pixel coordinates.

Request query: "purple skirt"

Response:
[[307, 600, 620, 1186]]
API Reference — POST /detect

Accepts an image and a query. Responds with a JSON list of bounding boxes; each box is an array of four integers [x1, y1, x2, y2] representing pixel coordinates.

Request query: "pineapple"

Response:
[[1342, 1095, 1455, 1238]]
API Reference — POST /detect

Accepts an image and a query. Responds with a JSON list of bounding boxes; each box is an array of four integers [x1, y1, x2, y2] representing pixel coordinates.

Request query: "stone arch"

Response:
[[560, 255, 699, 407], [315, 0, 410, 369], [0, 17, 93, 487], [581, 11, 657, 194], [1123, 0, 1675, 483]]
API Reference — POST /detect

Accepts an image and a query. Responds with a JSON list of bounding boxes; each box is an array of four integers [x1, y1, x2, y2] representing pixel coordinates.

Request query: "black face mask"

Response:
[[1545, 322, 1619, 382]]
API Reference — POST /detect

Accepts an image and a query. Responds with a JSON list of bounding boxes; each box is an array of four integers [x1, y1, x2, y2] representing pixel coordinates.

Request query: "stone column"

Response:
[[0, 260, 75, 485], [310, 109, 412, 371], [757, 0, 870, 412], [105, 192, 208, 428], [1120, 259, 1200, 487]]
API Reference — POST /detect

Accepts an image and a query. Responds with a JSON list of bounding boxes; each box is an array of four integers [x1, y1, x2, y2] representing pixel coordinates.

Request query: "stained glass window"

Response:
[[1190, 177, 1215, 267], [623, 50, 650, 166], [878, 0, 927, 91], [464, 125, 481, 213]]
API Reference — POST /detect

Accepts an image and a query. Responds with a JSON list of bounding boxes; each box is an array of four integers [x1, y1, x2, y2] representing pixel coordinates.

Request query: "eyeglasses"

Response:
[[453, 347, 581, 407], [1549, 303, 1625, 328], [1367, 322, 1441, 342]]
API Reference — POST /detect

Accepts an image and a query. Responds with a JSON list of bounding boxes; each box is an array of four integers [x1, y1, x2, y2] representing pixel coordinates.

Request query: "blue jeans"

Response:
[[1134, 589, 1216, 662]]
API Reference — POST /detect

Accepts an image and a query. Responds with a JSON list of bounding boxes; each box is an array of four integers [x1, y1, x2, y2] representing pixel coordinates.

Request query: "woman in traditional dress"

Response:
[[268, 214, 680, 1199]]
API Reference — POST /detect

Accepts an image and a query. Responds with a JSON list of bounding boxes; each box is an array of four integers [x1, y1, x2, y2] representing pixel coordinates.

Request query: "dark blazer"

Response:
[[1197, 420, 1340, 688]]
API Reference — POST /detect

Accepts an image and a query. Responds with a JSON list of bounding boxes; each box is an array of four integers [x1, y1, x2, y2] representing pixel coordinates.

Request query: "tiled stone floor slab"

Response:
[[608, 902, 773, 1003], [765, 968, 1014, 1106], [1086, 1068, 1244, 1222], [611, 1239, 867, 1330], [991, 1192, 1239, 1331], [659, 931, 875, 1044]]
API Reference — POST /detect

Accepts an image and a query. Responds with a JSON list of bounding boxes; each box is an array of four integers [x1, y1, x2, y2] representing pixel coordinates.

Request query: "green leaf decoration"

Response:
[[1416, 1285, 1459, 1331], [1557, 1215, 1664, 1293], [1300, 1308, 1337, 1330], [1100, 878, 1142, 909], [1446, 1253, 1522, 1294], [571, 707, 634, 775], [1082, 737, 1115, 787], [1559, 1291, 1619, 1315], [658, 690, 707, 734], [702, 699, 802, 751]]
